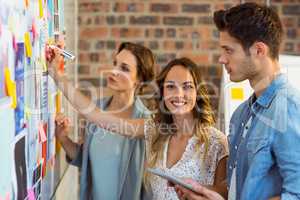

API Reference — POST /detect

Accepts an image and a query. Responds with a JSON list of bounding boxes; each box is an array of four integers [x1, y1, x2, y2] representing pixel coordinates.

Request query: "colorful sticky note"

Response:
[[12, 35, 17, 51], [4, 68, 17, 108], [31, 22, 37, 42], [56, 92, 61, 114], [42, 142, 47, 178], [38, 123, 47, 143], [231, 87, 244, 100], [25, 0, 29, 8], [27, 188, 35, 200], [56, 139, 62, 154], [24, 32, 32, 57], [42, 60, 47, 72], [39, 0, 44, 18]]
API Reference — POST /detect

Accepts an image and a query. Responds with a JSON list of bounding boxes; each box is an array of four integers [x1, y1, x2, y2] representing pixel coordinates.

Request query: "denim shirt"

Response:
[[227, 74, 300, 200], [66, 97, 152, 200]]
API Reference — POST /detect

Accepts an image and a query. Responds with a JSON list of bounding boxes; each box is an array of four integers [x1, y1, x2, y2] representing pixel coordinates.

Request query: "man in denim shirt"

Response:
[[173, 3, 300, 200]]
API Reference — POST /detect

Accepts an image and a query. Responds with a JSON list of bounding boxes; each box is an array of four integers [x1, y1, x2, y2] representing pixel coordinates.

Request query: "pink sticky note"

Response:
[[39, 123, 47, 143], [31, 22, 37, 42], [5, 192, 10, 200], [12, 35, 18, 51], [27, 188, 35, 200]]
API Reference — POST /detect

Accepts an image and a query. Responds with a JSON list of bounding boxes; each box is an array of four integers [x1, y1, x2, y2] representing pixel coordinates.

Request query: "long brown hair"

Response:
[[144, 57, 215, 187]]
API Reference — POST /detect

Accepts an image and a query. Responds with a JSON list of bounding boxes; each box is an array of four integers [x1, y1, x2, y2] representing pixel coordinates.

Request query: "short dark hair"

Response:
[[213, 3, 283, 59]]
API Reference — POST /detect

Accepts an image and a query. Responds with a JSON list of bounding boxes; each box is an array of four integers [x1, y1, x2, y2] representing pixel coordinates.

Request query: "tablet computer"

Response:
[[147, 168, 199, 194]]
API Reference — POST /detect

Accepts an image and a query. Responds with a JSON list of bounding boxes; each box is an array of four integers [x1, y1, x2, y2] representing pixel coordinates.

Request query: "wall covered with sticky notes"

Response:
[[0, 0, 68, 199]]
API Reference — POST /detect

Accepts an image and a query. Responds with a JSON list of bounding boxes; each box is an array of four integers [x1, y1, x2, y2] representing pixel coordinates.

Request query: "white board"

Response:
[[222, 54, 300, 135]]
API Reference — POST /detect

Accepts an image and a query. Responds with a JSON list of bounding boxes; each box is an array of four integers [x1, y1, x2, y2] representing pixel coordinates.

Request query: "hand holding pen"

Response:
[[45, 43, 75, 78]]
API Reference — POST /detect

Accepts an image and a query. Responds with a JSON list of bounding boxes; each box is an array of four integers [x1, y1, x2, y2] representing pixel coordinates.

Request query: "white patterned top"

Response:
[[144, 119, 228, 200]]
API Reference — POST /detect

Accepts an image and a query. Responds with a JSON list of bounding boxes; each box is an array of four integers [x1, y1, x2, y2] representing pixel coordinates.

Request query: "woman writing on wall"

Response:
[[51, 42, 155, 200]]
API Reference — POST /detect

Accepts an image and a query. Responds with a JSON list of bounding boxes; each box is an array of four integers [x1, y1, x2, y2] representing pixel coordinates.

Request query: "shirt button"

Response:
[[242, 123, 244, 127], [229, 165, 233, 170], [245, 126, 249, 130], [235, 145, 238, 150]]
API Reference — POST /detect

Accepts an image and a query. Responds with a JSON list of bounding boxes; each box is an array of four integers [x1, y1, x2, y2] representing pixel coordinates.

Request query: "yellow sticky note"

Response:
[[4, 68, 17, 108], [24, 106, 30, 119], [39, 0, 44, 18], [231, 88, 244, 100], [42, 60, 47, 72], [9, 82, 17, 109], [24, 32, 32, 57], [56, 92, 62, 114]]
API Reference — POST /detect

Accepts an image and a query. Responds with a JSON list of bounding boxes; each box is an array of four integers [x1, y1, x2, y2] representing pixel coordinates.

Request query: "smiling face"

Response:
[[218, 31, 257, 82], [163, 65, 197, 116], [106, 49, 139, 91]]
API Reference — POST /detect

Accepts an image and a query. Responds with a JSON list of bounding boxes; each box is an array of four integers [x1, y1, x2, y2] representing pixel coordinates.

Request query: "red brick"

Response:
[[79, 2, 110, 13], [79, 53, 90, 63], [282, 17, 296, 27], [113, 2, 144, 12], [80, 27, 109, 39], [145, 28, 164, 38], [200, 41, 219, 50], [182, 4, 211, 13], [111, 27, 143, 38], [178, 53, 210, 65], [163, 40, 193, 51], [150, 3, 179, 13]]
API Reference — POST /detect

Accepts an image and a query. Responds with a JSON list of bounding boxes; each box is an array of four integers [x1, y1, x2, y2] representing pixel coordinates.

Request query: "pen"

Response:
[[49, 45, 75, 60]]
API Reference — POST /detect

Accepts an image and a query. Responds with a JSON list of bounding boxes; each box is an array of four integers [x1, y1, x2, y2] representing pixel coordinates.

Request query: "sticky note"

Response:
[[27, 188, 35, 200], [39, 123, 47, 143], [42, 143, 47, 178], [56, 92, 61, 114], [59, 59, 64, 73], [42, 60, 47, 72], [231, 88, 244, 100], [56, 139, 62, 154], [39, 0, 44, 18], [24, 32, 32, 57], [4, 68, 17, 108], [25, 0, 29, 8], [12, 35, 17, 51], [32, 22, 37, 42], [24, 106, 31, 119]]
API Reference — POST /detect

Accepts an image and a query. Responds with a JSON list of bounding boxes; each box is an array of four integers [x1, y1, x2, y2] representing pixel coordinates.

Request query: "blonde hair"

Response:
[[144, 58, 215, 189]]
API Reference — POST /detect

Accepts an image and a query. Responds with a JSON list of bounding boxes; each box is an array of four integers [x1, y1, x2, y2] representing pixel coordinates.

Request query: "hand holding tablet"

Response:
[[147, 168, 199, 194]]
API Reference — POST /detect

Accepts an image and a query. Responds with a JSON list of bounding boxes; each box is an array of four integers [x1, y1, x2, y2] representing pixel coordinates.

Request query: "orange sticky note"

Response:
[[231, 88, 244, 100], [24, 32, 32, 57], [4, 68, 17, 108], [56, 92, 62, 114], [25, 0, 29, 8], [39, 0, 44, 18], [56, 139, 62, 154]]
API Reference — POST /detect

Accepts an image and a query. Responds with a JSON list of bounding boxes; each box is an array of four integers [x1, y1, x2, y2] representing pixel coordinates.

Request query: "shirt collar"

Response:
[[255, 73, 287, 108]]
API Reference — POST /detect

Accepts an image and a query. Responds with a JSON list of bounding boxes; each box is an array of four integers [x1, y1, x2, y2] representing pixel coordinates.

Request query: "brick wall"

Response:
[[77, 0, 300, 118]]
